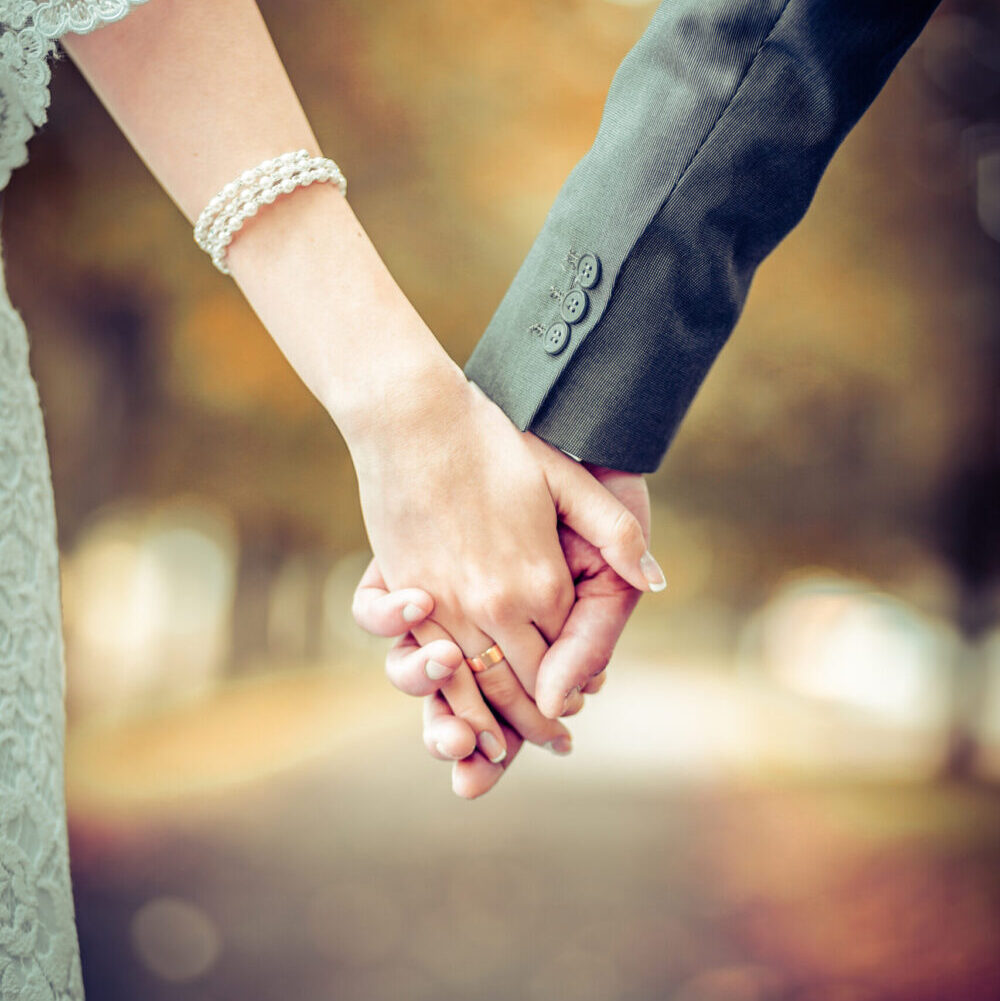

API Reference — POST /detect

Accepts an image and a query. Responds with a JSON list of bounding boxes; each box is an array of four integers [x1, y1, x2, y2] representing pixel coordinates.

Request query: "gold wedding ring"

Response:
[[466, 643, 505, 673]]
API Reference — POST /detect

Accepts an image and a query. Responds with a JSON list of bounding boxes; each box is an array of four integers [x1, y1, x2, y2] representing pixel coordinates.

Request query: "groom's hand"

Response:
[[533, 466, 651, 717], [351, 467, 653, 798]]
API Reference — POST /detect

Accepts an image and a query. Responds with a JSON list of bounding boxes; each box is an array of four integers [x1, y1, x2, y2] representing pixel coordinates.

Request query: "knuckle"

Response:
[[476, 588, 518, 626], [535, 567, 569, 611], [477, 670, 523, 706], [612, 508, 644, 550]]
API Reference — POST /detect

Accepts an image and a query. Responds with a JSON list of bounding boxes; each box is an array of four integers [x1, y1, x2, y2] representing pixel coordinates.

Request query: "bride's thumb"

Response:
[[543, 452, 666, 593]]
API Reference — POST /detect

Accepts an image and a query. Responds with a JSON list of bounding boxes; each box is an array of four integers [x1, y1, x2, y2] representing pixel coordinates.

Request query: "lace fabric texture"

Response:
[[0, 1, 151, 189], [0, 2, 149, 998]]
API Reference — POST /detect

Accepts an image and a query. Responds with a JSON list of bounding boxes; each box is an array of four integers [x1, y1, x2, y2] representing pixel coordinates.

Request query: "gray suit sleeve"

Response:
[[464, 0, 940, 473]]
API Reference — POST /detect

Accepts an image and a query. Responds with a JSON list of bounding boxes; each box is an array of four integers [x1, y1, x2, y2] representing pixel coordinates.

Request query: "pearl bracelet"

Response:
[[193, 150, 347, 274]]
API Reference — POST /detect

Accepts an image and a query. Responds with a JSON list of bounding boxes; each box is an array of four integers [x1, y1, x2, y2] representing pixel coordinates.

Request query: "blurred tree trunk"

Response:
[[927, 0, 1000, 776]]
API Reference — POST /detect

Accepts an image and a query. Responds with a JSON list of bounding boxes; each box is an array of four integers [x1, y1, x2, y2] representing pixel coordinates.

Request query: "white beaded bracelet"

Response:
[[193, 149, 347, 274]]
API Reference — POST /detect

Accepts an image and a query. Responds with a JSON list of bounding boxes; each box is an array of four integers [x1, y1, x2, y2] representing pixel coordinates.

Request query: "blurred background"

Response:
[[4, 0, 1000, 998]]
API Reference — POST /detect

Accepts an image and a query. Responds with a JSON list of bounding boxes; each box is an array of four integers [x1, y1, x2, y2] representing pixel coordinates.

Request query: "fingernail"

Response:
[[561, 686, 583, 715], [478, 731, 506, 764], [402, 602, 425, 623], [425, 659, 453, 681], [545, 735, 573, 756], [640, 551, 667, 592], [435, 741, 450, 758]]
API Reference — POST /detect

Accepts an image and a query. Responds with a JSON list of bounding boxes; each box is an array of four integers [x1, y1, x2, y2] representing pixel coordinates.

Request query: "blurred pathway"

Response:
[[68, 666, 1000, 1001]]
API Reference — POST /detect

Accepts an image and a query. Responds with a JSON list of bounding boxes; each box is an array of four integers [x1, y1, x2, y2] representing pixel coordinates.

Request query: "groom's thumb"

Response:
[[542, 451, 665, 594]]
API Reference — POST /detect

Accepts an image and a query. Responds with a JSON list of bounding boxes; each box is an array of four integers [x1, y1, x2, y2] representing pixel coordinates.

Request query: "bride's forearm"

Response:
[[61, 0, 458, 441], [223, 180, 463, 442]]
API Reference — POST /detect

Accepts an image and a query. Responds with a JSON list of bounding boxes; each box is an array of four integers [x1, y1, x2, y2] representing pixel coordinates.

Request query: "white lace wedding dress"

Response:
[[0, 3, 149, 998]]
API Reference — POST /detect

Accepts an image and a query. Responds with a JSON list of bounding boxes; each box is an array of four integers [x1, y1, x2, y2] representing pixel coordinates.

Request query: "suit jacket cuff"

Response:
[[465, 0, 938, 473]]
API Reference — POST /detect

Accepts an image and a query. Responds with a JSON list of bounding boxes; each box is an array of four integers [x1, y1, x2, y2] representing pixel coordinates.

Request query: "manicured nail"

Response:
[[402, 602, 425, 623], [425, 659, 453, 681], [478, 730, 506, 764], [545, 735, 573, 756], [640, 551, 667, 592]]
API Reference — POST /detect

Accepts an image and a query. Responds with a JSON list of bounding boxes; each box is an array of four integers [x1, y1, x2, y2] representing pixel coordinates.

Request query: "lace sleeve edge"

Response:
[[1, 0, 153, 41]]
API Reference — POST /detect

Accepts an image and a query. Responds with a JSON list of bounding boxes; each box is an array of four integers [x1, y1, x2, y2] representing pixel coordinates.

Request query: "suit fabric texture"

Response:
[[465, 0, 941, 473]]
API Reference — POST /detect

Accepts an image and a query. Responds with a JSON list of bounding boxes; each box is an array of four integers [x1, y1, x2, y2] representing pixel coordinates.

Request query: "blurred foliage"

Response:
[[2, 0, 997, 615]]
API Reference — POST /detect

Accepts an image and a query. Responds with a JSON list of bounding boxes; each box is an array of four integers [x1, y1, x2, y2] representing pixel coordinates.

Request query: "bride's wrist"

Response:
[[223, 179, 465, 442], [332, 349, 470, 457]]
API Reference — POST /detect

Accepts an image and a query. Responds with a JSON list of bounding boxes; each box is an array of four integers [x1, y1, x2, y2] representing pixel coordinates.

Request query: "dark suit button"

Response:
[[543, 321, 570, 355], [577, 252, 601, 289], [560, 288, 589, 323]]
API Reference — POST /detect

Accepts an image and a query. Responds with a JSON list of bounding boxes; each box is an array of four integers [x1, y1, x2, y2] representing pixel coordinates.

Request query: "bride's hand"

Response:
[[354, 466, 652, 798], [345, 364, 662, 764]]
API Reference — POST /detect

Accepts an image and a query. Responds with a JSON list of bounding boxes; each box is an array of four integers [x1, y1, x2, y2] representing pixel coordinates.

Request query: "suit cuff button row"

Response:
[[543, 251, 601, 355]]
